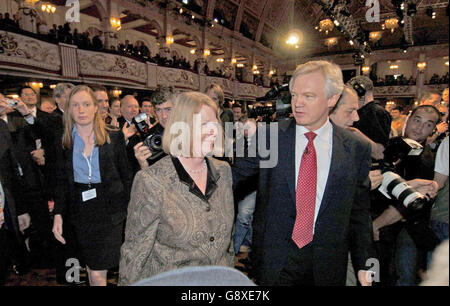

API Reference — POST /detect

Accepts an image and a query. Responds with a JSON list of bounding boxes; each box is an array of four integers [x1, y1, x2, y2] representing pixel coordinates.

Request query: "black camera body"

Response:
[[249, 84, 292, 121], [132, 113, 164, 161], [372, 137, 429, 212]]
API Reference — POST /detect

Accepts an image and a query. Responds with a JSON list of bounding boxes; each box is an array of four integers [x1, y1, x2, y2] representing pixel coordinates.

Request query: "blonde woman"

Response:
[[52, 85, 132, 286], [119, 92, 234, 286]]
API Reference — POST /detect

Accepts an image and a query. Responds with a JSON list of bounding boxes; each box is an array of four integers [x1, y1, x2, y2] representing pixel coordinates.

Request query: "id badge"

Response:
[[82, 188, 97, 202]]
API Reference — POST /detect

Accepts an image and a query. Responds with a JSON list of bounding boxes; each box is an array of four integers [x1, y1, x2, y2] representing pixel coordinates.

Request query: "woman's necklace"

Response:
[[185, 160, 207, 174]]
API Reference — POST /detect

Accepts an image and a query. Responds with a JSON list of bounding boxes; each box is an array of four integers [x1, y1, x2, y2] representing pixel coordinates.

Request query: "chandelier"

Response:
[[325, 37, 338, 47], [319, 19, 334, 35], [384, 18, 399, 33], [284, 0, 302, 49], [369, 31, 382, 42]]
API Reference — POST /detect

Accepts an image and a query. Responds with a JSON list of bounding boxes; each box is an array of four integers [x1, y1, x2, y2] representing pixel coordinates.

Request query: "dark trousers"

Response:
[[275, 239, 314, 286], [0, 226, 29, 285], [0, 227, 12, 285]]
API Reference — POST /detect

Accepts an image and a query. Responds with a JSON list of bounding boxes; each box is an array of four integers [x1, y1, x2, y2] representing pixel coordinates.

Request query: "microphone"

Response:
[[304, 147, 309, 154]]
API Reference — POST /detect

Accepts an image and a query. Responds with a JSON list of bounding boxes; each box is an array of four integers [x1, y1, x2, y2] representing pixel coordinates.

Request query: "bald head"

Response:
[[121, 95, 139, 121], [330, 86, 360, 128]]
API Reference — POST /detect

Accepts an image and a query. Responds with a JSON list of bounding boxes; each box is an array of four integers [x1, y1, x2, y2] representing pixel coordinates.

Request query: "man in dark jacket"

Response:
[[0, 118, 30, 285], [232, 61, 374, 286]]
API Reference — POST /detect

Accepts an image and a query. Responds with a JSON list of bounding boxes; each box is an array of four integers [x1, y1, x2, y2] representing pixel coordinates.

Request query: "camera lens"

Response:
[[150, 134, 162, 150]]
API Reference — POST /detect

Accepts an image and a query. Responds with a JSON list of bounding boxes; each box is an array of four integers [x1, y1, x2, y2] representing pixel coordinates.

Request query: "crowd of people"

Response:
[[1, 9, 279, 85], [0, 59, 448, 287], [374, 73, 449, 87]]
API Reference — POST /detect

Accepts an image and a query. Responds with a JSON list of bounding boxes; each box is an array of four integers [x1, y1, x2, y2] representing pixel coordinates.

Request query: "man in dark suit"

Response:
[[118, 95, 141, 176], [0, 117, 31, 284], [6, 87, 54, 249], [232, 61, 374, 286]]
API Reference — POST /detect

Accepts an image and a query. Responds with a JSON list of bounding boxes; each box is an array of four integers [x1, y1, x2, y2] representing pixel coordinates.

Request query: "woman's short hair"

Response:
[[162, 92, 222, 157], [62, 85, 113, 149], [205, 84, 225, 107], [289, 60, 344, 99]]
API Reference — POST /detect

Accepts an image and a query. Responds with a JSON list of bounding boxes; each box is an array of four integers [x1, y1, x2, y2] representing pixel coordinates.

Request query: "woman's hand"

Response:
[[52, 214, 66, 245]]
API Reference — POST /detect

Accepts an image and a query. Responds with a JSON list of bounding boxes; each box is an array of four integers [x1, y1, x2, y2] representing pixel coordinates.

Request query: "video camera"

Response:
[[248, 84, 292, 121], [372, 137, 429, 212], [132, 113, 165, 161]]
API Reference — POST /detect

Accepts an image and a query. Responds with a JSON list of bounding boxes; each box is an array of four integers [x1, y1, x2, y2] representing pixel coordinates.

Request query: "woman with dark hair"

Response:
[[52, 85, 131, 286]]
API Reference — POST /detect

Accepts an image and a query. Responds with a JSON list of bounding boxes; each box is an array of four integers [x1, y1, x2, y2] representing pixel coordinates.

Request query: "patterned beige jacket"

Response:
[[119, 155, 235, 286]]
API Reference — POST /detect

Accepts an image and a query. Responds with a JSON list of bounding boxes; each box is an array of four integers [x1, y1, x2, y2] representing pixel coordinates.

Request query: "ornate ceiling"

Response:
[[46, 0, 449, 62]]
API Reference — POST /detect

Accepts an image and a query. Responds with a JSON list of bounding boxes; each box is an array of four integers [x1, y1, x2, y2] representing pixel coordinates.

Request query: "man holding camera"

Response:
[[133, 86, 174, 170], [372, 105, 440, 286]]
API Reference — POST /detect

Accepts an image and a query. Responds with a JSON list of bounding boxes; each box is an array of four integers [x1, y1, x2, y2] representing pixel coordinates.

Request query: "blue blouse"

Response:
[[72, 126, 101, 184]]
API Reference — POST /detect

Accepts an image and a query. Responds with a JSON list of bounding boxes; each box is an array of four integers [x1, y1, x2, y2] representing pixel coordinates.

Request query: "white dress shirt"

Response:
[[295, 119, 333, 233]]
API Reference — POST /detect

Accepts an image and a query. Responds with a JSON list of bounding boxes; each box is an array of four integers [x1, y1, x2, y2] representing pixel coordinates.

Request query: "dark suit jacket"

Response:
[[118, 117, 143, 176], [53, 129, 132, 229], [0, 120, 27, 243], [232, 119, 373, 285]]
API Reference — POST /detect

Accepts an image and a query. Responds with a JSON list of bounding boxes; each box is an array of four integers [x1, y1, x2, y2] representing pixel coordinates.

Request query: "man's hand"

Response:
[[348, 127, 385, 160], [369, 170, 383, 190], [122, 123, 137, 141], [133, 142, 152, 170], [18, 213, 31, 233], [357, 270, 373, 286], [14, 99, 31, 116], [407, 179, 439, 199], [0, 98, 9, 114], [31, 149, 45, 166], [436, 122, 448, 134], [372, 205, 403, 240]]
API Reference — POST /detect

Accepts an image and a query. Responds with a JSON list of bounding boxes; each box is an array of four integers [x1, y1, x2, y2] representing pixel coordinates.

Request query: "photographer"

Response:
[[371, 105, 441, 286], [349, 76, 392, 160], [133, 86, 174, 170]]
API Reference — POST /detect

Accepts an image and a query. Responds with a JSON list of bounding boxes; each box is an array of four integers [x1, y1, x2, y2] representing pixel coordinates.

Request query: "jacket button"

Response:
[[210, 237, 214, 242], [205, 207, 211, 212]]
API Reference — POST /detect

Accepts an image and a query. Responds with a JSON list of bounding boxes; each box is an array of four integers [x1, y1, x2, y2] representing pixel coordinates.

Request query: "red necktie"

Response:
[[292, 131, 317, 249]]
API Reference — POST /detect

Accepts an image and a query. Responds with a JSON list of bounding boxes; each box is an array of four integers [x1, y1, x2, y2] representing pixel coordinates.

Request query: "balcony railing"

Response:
[[0, 30, 270, 100]]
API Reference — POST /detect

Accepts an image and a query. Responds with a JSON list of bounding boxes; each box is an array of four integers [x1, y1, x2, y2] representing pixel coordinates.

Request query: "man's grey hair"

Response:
[[53, 83, 75, 99], [289, 60, 344, 99], [419, 89, 441, 103]]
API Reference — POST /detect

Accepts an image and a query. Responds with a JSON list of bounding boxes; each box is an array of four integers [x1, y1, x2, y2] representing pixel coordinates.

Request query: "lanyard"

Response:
[[83, 152, 94, 188]]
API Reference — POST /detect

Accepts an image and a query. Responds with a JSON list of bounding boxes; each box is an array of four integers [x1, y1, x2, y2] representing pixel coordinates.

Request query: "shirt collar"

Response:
[[28, 106, 37, 117], [171, 156, 220, 202], [296, 118, 332, 142]]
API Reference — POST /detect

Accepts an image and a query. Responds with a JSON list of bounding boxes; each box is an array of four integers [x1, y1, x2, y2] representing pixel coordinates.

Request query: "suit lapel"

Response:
[[98, 143, 107, 182], [317, 125, 350, 218], [280, 120, 297, 204]]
